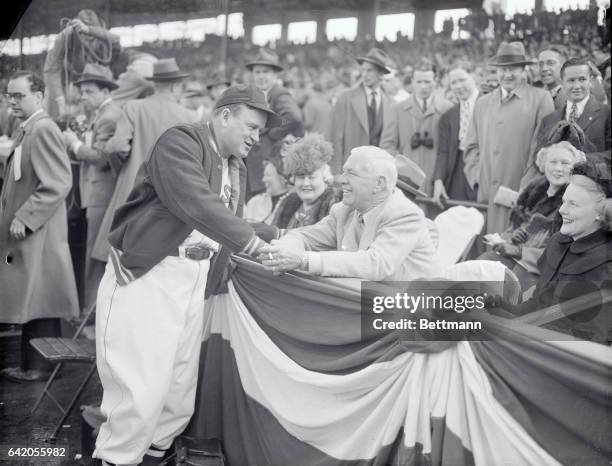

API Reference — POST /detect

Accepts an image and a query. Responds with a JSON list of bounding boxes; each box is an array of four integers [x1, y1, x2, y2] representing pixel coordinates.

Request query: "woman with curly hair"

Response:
[[273, 133, 341, 229]]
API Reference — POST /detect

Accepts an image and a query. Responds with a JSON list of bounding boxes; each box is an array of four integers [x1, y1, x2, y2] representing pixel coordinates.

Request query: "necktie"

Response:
[[459, 100, 471, 148], [502, 91, 513, 104], [343, 212, 365, 251], [422, 98, 428, 113], [569, 102, 578, 123], [368, 90, 377, 129]]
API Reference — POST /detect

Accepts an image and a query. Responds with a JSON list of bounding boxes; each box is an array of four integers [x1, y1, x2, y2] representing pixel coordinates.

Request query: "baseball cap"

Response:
[[214, 84, 282, 128]]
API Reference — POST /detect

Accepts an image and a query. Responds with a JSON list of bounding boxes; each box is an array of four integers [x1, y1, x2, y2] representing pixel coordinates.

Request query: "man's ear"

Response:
[[221, 108, 231, 127], [374, 176, 386, 193]]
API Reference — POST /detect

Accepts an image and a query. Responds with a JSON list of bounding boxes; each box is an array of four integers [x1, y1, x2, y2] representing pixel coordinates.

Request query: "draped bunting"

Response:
[[186, 256, 612, 466]]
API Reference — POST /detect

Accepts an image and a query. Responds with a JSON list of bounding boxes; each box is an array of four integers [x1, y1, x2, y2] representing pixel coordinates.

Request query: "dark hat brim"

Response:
[[396, 175, 425, 196], [356, 57, 391, 74], [146, 72, 191, 81], [488, 56, 535, 67], [245, 61, 284, 72], [245, 101, 283, 128], [206, 80, 231, 90], [75, 76, 118, 90]]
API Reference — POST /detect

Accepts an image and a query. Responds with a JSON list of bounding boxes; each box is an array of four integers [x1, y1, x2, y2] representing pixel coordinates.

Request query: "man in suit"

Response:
[[432, 64, 479, 207], [537, 46, 567, 110], [464, 42, 554, 235], [0, 71, 78, 382], [532, 57, 611, 166], [381, 59, 453, 195], [259, 146, 438, 281], [62, 64, 123, 311], [94, 85, 276, 466], [329, 48, 395, 174], [96, 58, 198, 266], [245, 49, 304, 199]]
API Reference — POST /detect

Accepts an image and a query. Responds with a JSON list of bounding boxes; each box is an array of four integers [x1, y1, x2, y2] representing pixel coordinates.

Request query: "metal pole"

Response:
[[221, 0, 230, 72], [18, 20, 24, 68], [371, 0, 380, 47]]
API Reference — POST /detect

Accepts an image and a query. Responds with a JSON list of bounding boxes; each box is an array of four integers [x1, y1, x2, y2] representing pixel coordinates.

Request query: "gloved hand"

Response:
[[250, 222, 279, 243], [510, 226, 528, 244]]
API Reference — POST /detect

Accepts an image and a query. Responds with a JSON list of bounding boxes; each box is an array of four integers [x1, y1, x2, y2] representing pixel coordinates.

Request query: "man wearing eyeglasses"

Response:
[[0, 71, 79, 383], [259, 146, 438, 281]]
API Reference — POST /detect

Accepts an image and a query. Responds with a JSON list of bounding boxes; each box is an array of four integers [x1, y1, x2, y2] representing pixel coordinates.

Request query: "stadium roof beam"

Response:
[[3, 0, 482, 40]]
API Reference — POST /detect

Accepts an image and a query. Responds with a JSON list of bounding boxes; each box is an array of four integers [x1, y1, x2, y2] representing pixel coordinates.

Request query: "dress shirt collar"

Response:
[[565, 95, 589, 120], [416, 95, 433, 112], [357, 193, 390, 225], [364, 84, 382, 111], [461, 89, 479, 108], [550, 84, 562, 99], [93, 97, 113, 120], [19, 109, 43, 128]]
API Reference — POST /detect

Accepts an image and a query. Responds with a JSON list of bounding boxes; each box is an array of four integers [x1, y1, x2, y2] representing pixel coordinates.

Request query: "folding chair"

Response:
[[29, 303, 97, 443]]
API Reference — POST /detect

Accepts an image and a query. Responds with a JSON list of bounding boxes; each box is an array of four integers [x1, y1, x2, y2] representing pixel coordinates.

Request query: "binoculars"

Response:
[[410, 131, 434, 150]]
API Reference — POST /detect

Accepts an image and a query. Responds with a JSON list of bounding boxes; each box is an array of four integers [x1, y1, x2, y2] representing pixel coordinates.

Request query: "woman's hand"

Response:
[[493, 243, 522, 258]]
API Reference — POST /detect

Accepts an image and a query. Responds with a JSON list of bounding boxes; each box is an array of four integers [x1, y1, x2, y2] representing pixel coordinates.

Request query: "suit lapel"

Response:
[[351, 87, 369, 134], [576, 96, 600, 131]]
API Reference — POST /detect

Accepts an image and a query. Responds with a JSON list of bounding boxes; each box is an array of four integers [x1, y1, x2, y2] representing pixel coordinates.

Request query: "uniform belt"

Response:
[[170, 244, 213, 260]]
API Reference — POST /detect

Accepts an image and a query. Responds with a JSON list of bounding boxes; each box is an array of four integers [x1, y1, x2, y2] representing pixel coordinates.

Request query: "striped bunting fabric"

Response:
[[185, 257, 612, 466]]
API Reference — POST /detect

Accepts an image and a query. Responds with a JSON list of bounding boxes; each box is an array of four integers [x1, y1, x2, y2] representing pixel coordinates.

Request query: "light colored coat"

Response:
[[463, 84, 554, 234], [278, 189, 438, 281], [380, 94, 453, 194], [78, 100, 123, 210], [93, 92, 198, 261], [329, 84, 395, 174], [0, 112, 79, 324]]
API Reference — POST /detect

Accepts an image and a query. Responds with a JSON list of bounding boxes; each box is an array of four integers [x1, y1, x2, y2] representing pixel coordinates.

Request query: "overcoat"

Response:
[[329, 84, 394, 174], [463, 84, 554, 234], [380, 94, 452, 194], [0, 112, 79, 324]]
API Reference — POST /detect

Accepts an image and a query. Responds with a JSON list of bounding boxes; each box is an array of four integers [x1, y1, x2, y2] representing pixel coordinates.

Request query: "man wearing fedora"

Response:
[[245, 49, 304, 199], [96, 58, 198, 266], [329, 48, 395, 175], [207, 70, 231, 101], [181, 80, 207, 122], [62, 63, 123, 310], [94, 84, 277, 465], [381, 58, 453, 197], [464, 42, 554, 235]]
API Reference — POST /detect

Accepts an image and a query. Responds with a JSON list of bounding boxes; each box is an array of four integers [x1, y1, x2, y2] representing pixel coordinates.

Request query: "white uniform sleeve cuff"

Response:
[[306, 251, 321, 275]]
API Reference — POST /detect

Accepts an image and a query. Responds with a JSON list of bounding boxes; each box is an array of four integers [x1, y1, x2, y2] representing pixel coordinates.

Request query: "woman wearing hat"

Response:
[[496, 159, 611, 342], [273, 133, 340, 229], [244, 150, 290, 224]]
